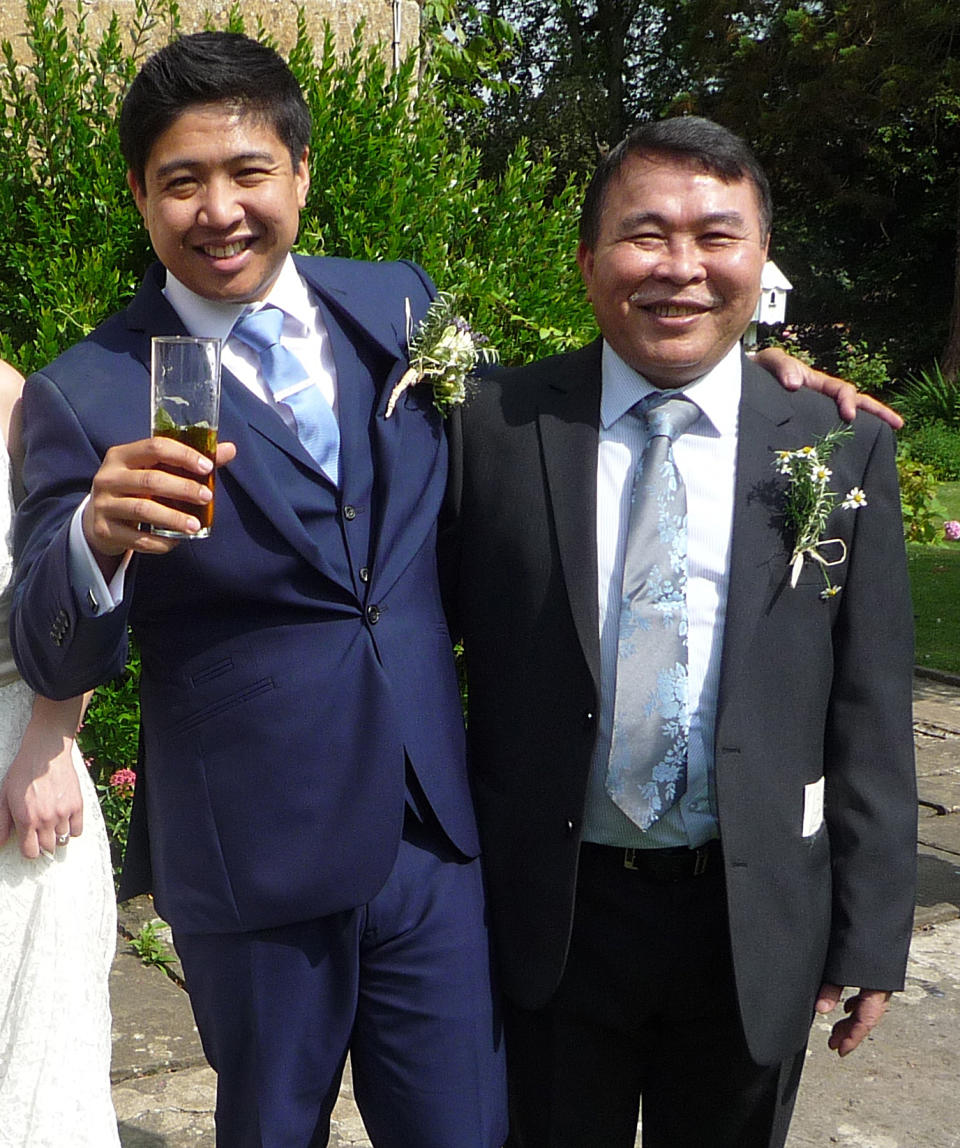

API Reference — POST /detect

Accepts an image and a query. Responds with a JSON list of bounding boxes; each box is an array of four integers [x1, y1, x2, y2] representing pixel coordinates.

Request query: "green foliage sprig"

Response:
[[386, 292, 498, 417], [774, 425, 864, 598], [130, 920, 174, 970]]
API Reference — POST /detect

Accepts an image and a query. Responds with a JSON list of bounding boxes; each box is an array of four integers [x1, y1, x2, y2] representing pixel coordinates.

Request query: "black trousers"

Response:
[[504, 843, 806, 1148]]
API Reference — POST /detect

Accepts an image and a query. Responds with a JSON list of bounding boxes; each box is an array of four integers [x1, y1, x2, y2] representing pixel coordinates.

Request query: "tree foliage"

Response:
[[460, 0, 960, 379], [669, 0, 960, 378]]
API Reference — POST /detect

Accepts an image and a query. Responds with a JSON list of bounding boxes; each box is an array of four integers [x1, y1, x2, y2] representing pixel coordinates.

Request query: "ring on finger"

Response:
[[56, 833, 70, 847]]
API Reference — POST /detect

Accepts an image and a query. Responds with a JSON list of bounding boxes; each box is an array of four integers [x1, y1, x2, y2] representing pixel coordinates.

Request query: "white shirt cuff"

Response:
[[68, 496, 131, 615]]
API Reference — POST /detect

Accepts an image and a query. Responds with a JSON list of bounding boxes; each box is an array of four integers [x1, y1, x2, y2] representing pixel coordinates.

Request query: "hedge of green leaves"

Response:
[[1, 0, 597, 865]]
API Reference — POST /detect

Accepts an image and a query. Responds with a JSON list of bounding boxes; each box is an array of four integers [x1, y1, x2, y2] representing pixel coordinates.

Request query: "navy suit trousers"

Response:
[[174, 811, 507, 1147]]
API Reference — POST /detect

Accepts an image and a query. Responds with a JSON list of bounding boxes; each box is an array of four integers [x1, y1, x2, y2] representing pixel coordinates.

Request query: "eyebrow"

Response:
[[615, 210, 750, 236], [152, 150, 280, 180]]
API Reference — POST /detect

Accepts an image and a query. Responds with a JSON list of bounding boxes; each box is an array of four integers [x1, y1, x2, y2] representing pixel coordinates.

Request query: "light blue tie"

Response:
[[232, 306, 340, 485], [605, 392, 700, 830]]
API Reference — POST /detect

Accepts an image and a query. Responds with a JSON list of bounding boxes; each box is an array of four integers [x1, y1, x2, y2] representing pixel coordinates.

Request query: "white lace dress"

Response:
[[0, 434, 120, 1146]]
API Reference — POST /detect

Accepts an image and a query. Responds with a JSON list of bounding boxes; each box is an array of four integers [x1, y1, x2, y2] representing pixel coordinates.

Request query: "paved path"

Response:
[[109, 672, 960, 1147]]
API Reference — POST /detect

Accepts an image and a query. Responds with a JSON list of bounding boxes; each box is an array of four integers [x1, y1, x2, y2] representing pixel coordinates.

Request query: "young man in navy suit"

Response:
[[11, 32, 506, 1147]]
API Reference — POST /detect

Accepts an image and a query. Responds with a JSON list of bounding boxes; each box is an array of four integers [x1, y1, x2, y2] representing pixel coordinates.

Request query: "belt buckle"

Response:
[[692, 844, 710, 877], [623, 847, 639, 871]]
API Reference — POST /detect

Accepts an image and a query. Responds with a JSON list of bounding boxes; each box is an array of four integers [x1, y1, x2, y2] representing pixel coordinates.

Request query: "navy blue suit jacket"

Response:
[[12, 255, 478, 935]]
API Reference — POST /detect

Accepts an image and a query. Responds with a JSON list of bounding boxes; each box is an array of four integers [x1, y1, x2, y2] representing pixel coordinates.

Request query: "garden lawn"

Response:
[[908, 542, 960, 675], [936, 481, 960, 524]]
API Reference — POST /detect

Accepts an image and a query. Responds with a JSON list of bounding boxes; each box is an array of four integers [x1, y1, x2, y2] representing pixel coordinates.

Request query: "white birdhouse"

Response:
[[754, 261, 792, 325], [745, 261, 793, 348]]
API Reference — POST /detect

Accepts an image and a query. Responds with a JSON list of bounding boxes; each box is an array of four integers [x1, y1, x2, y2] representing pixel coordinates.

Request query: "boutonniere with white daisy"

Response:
[[773, 425, 867, 599], [385, 291, 498, 418]]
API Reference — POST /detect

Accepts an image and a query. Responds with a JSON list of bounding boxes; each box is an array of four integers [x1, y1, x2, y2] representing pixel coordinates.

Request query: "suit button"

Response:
[[565, 819, 576, 836], [583, 710, 595, 728], [366, 604, 381, 624], [50, 609, 70, 645], [343, 505, 357, 521], [359, 566, 370, 583]]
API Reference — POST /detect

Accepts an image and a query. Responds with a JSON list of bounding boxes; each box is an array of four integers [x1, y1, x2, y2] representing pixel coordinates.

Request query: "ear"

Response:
[[127, 170, 148, 222], [295, 146, 310, 209], [576, 240, 594, 302]]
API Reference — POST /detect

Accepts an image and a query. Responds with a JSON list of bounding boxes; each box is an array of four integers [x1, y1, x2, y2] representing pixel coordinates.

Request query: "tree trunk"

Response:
[[941, 172, 960, 382]]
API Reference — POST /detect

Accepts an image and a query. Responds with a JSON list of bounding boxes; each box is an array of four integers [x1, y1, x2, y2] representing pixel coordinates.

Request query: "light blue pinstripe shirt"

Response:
[[581, 341, 741, 850]]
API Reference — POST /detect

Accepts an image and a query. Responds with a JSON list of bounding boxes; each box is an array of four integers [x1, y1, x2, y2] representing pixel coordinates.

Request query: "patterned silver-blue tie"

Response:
[[605, 392, 700, 830], [232, 306, 340, 485]]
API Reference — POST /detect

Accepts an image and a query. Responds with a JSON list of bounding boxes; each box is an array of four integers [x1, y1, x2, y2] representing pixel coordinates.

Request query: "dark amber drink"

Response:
[[150, 335, 222, 538], [152, 422, 218, 537]]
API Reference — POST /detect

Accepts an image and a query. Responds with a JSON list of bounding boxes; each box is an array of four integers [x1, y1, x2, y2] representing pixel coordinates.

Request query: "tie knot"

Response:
[[640, 393, 699, 443], [231, 306, 286, 355]]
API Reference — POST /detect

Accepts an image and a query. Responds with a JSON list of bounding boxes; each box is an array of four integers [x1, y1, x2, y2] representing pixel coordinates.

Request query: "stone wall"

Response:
[[0, 0, 420, 63]]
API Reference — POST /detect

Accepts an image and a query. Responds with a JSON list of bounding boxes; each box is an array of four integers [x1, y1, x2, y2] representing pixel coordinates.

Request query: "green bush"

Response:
[[78, 649, 140, 874], [0, 0, 159, 372], [899, 420, 960, 481], [896, 450, 941, 544], [834, 338, 892, 396], [897, 362, 960, 428]]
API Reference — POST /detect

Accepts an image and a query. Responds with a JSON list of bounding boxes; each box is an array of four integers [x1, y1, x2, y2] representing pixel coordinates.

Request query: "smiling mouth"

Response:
[[630, 297, 714, 318], [200, 239, 252, 259]]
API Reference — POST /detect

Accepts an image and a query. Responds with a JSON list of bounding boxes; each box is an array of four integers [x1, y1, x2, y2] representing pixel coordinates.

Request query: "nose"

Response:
[[652, 237, 707, 285], [196, 176, 244, 230]]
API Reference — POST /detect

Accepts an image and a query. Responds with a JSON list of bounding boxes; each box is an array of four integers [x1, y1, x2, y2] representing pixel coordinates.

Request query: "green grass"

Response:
[[936, 481, 960, 524], [905, 483, 960, 674], [908, 542, 960, 674]]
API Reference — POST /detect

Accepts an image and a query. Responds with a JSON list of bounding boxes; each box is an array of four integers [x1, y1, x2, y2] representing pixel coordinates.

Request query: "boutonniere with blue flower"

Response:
[[385, 291, 498, 418], [773, 425, 867, 599]]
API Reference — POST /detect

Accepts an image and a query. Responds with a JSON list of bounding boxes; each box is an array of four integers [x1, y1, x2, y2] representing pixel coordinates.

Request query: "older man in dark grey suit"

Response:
[[442, 117, 916, 1148]]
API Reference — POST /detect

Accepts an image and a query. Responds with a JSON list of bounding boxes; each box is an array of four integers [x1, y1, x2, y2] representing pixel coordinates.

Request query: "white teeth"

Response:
[[204, 241, 245, 258], [648, 303, 704, 317]]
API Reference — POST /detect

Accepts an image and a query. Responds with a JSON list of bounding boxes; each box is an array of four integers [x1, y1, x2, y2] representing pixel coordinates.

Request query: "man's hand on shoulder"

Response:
[[815, 983, 893, 1057], [753, 346, 903, 430]]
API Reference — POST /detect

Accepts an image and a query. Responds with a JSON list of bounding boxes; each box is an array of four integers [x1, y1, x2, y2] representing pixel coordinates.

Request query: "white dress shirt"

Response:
[[581, 340, 741, 849], [69, 255, 335, 615]]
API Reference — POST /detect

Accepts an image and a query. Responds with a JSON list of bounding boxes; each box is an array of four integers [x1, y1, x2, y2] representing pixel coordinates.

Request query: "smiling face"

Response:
[[577, 153, 769, 388], [129, 102, 310, 303]]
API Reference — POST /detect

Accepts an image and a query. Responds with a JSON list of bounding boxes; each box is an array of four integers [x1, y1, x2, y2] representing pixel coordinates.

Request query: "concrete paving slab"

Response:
[[114, 1065, 216, 1147], [915, 737, 960, 775], [917, 841, 960, 920], [110, 948, 206, 1082], [917, 812, 960, 854]]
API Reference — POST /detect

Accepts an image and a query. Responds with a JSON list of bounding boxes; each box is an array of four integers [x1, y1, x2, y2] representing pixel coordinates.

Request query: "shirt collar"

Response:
[[162, 255, 315, 340], [600, 340, 742, 438]]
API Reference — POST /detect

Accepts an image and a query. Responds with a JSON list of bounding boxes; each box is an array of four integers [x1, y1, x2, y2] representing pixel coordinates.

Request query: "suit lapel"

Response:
[[715, 358, 797, 724], [299, 260, 445, 599], [538, 340, 603, 692]]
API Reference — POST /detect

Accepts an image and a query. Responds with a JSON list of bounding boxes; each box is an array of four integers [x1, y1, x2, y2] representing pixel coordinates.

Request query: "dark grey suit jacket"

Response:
[[442, 340, 916, 1064]]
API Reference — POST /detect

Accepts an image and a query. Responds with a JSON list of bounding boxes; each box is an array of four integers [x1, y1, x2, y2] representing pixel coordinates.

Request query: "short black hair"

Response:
[[120, 31, 312, 188], [579, 116, 772, 249]]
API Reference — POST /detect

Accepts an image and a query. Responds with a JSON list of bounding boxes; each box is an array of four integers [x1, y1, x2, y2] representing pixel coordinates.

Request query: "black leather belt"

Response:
[[581, 838, 720, 882]]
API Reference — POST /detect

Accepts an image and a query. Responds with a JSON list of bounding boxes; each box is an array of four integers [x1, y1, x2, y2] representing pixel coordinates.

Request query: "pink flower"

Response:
[[109, 768, 137, 796], [945, 520, 960, 542]]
